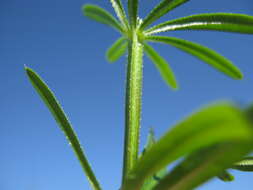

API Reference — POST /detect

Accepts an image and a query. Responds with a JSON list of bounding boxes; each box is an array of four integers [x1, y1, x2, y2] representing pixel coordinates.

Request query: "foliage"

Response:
[[25, 0, 253, 190]]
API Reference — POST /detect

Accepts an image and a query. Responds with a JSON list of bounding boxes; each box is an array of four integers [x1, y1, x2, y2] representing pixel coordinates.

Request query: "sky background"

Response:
[[1, 0, 253, 189]]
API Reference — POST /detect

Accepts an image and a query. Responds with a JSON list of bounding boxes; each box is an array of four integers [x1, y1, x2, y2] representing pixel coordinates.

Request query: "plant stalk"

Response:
[[122, 30, 144, 184]]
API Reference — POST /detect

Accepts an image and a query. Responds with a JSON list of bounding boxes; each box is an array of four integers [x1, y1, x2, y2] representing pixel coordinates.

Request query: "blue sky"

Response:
[[1, 0, 253, 189]]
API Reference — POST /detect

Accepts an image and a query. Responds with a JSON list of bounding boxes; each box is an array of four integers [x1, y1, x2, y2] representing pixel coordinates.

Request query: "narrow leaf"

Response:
[[140, 128, 156, 157], [153, 142, 251, 190], [25, 67, 102, 190], [141, 129, 168, 190], [110, 0, 129, 29], [144, 43, 178, 90], [145, 13, 253, 35], [128, 0, 139, 27], [122, 103, 253, 190], [146, 36, 243, 79], [244, 104, 253, 124], [106, 37, 127, 63], [83, 4, 123, 32], [232, 157, 253, 171], [217, 170, 234, 182], [140, 0, 189, 30]]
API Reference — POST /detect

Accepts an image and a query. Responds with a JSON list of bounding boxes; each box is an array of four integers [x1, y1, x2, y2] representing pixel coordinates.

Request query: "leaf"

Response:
[[145, 13, 253, 35], [140, 0, 190, 30], [217, 170, 234, 182], [244, 104, 253, 124], [106, 37, 127, 63], [25, 67, 102, 190], [141, 129, 168, 190], [232, 157, 253, 171], [110, 0, 129, 29], [122, 103, 253, 190], [140, 128, 156, 157], [128, 0, 139, 27], [146, 35, 243, 80], [153, 142, 251, 190], [144, 43, 178, 90], [82, 4, 123, 32]]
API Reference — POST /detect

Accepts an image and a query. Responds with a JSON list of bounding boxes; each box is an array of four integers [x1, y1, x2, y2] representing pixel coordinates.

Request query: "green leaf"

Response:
[[141, 129, 168, 190], [140, 128, 156, 157], [110, 0, 129, 29], [232, 157, 253, 171], [145, 13, 253, 35], [153, 142, 251, 190], [244, 104, 253, 124], [217, 170, 234, 182], [144, 43, 178, 90], [146, 36, 243, 80], [128, 0, 139, 27], [83, 4, 123, 32], [106, 37, 127, 63], [25, 67, 102, 190], [122, 103, 253, 190], [140, 0, 189, 30]]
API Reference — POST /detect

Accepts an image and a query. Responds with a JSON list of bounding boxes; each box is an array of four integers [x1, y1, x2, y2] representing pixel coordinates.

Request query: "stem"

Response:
[[122, 30, 144, 184]]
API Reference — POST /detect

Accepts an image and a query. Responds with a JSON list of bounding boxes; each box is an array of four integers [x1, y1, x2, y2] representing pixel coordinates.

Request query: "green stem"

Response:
[[122, 30, 144, 184]]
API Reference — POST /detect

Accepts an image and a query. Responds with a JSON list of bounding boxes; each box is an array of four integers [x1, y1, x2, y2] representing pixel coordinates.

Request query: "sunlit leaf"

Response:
[[25, 67, 102, 190], [140, 0, 189, 30], [83, 4, 123, 32], [106, 37, 127, 63], [110, 0, 129, 29], [232, 157, 253, 171], [122, 103, 253, 190], [141, 129, 168, 190], [153, 142, 251, 190], [145, 13, 253, 35], [144, 43, 178, 90], [146, 35, 243, 79]]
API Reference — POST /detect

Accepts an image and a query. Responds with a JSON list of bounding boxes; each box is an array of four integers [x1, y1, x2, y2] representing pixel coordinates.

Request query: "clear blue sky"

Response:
[[1, 0, 253, 189]]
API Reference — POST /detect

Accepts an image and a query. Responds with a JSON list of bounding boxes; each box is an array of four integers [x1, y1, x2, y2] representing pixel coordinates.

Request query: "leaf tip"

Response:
[[218, 174, 234, 182], [229, 67, 243, 80], [171, 84, 179, 91], [105, 53, 114, 63], [235, 72, 244, 80], [24, 65, 32, 74], [82, 4, 93, 16]]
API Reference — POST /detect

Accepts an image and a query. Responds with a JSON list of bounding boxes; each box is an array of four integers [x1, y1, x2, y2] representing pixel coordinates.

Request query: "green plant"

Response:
[[25, 0, 253, 190]]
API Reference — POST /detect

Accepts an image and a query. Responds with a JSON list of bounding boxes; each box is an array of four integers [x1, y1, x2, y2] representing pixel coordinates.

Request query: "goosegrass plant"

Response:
[[25, 0, 253, 190]]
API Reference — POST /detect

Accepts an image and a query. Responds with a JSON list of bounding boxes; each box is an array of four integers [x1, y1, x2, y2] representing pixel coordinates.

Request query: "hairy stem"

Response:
[[122, 30, 144, 184]]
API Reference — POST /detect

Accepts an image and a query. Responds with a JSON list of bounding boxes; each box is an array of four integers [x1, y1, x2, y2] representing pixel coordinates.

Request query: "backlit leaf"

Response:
[[141, 129, 168, 190], [144, 43, 178, 90], [110, 0, 129, 29], [25, 67, 102, 190], [122, 103, 253, 190], [146, 36, 243, 80], [106, 37, 127, 63], [232, 157, 253, 172], [145, 13, 253, 35], [153, 142, 251, 190], [140, 0, 189, 30], [83, 4, 123, 32], [217, 170, 234, 182]]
